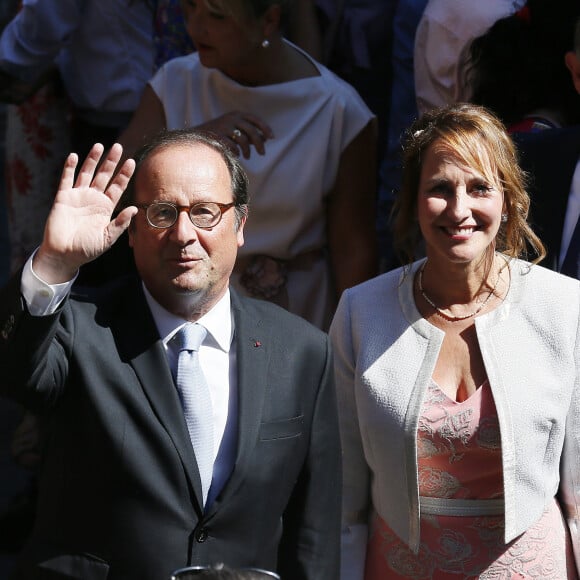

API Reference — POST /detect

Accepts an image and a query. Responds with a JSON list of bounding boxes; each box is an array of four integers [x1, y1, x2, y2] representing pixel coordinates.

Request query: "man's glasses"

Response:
[[170, 565, 280, 579], [136, 201, 236, 230]]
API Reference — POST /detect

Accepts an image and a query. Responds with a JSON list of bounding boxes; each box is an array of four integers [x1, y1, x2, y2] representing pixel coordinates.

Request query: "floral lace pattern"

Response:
[[5, 80, 71, 273], [364, 380, 577, 579]]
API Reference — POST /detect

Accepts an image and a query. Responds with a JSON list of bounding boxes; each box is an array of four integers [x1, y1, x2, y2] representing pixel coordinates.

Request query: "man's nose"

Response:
[[171, 209, 199, 243]]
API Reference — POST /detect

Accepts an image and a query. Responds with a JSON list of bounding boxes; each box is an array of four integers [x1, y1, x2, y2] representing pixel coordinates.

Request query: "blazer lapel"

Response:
[[112, 278, 205, 513], [206, 291, 271, 514]]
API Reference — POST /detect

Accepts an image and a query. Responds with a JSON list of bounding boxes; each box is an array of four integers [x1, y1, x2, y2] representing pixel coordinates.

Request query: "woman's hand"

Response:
[[197, 111, 274, 159], [33, 143, 137, 283]]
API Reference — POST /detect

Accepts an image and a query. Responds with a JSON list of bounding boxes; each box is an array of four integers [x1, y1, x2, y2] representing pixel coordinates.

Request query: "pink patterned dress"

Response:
[[365, 380, 577, 579]]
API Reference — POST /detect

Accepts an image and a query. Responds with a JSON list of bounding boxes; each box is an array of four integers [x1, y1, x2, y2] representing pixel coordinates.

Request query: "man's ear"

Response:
[[565, 51, 580, 95], [236, 213, 246, 248]]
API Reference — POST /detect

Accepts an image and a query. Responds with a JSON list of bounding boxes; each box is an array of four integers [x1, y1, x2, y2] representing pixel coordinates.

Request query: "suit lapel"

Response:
[[206, 291, 271, 514], [112, 278, 205, 513]]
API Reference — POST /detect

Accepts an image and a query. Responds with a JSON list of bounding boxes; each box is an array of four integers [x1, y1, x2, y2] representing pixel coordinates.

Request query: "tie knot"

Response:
[[175, 323, 207, 353]]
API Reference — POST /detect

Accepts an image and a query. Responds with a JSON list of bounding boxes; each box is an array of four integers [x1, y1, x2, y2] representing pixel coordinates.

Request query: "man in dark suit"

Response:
[[0, 129, 341, 579], [514, 125, 580, 275], [513, 15, 580, 278]]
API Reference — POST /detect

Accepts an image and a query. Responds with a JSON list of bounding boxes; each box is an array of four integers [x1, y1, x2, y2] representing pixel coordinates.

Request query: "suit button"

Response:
[[195, 527, 208, 543]]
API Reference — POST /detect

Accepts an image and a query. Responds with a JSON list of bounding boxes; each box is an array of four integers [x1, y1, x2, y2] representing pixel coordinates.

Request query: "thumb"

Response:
[[107, 207, 138, 244]]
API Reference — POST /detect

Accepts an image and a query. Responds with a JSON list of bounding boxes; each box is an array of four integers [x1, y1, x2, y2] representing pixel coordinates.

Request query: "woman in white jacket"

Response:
[[331, 103, 580, 579]]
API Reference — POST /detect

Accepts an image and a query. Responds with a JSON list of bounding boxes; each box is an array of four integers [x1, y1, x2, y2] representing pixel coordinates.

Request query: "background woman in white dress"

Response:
[[120, 0, 378, 329]]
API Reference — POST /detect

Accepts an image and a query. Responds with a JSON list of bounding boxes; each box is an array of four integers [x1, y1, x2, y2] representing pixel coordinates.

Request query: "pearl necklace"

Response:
[[418, 260, 502, 322]]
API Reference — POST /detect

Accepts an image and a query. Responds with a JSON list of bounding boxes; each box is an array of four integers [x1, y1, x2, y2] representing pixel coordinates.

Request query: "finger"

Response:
[[241, 113, 274, 139], [91, 143, 124, 192], [246, 130, 265, 156], [235, 121, 266, 156], [58, 152, 80, 193], [107, 206, 139, 245], [106, 157, 136, 206], [232, 130, 252, 159], [75, 143, 105, 188]]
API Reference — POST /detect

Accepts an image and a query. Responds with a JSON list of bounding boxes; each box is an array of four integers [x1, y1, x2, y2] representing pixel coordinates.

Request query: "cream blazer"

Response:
[[330, 258, 580, 580]]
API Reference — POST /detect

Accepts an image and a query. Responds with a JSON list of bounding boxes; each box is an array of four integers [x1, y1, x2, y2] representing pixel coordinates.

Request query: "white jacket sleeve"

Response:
[[330, 291, 370, 580], [559, 290, 580, 571]]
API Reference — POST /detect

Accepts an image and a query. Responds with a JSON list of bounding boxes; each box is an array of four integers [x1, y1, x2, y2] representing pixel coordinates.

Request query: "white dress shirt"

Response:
[[21, 254, 238, 506], [144, 285, 238, 506]]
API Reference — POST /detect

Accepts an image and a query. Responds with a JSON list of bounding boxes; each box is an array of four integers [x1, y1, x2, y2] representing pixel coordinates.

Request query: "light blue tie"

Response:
[[174, 323, 214, 506]]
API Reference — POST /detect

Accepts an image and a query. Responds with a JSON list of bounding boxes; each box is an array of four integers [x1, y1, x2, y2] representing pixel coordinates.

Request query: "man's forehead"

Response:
[[137, 142, 228, 177], [133, 142, 231, 199], [144, 141, 223, 164]]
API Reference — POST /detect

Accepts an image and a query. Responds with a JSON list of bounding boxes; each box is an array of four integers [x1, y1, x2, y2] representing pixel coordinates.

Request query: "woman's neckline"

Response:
[[430, 378, 489, 405], [415, 253, 511, 325], [209, 39, 322, 88]]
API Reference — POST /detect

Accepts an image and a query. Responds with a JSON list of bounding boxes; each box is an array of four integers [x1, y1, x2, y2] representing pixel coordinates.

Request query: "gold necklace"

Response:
[[418, 260, 502, 322]]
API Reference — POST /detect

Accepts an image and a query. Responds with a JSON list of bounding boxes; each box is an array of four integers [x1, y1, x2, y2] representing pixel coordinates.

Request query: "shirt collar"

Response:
[[142, 284, 234, 353]]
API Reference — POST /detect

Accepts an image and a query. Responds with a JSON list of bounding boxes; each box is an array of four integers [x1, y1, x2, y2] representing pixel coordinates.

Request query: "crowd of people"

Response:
[[0, 0, 579, 579]]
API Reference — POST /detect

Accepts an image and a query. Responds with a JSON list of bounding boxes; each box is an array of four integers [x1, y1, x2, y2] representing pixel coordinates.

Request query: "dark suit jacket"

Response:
[[513, 125, 580, 271], [0, 275, 341, 580]]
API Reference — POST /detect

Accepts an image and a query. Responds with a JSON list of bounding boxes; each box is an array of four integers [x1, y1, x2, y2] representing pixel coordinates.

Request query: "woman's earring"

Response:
[[261, 39, 270, 49], [501, 213, 508, 223]]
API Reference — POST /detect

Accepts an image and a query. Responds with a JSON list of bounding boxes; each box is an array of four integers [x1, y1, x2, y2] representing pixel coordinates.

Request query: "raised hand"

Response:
[[33, 143, 138, 284], [197, 111, 274, 159]]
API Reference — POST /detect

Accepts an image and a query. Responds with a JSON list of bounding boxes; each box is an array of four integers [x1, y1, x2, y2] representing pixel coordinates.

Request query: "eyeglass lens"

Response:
[[147, 202, 224, 229]]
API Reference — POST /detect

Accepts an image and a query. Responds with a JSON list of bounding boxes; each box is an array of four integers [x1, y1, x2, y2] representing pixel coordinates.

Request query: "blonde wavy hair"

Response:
[[393, 103, 546, 265]]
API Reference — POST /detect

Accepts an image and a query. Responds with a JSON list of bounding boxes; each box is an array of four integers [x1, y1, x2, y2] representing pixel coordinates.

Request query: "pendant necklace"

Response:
[[418, 260, 502, 322]]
